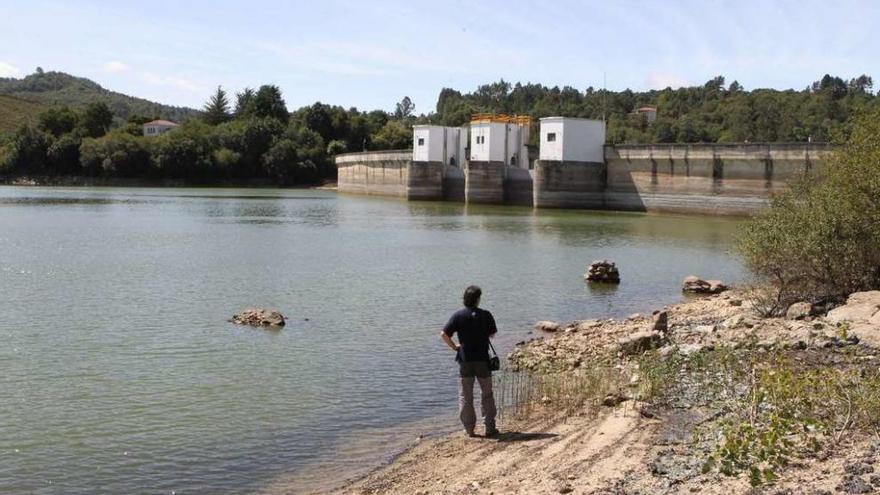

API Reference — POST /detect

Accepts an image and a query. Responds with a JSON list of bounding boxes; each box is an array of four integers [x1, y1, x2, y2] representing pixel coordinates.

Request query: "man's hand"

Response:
[[440, 331, 460, 352]]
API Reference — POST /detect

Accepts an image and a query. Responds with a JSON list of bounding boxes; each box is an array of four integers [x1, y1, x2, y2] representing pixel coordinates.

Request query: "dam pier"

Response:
[[336, 115, 831, 215]]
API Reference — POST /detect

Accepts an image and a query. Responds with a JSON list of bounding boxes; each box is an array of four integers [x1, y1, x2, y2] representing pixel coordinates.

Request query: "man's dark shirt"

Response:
[[443, 306, 497, 362]]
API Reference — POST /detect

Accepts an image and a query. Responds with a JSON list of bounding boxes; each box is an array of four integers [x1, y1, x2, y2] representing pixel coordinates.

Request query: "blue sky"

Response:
[[1, 0, 878, 113]]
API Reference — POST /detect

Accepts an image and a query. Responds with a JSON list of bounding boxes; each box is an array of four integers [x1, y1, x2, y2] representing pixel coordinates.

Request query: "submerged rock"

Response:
[[585, 260, 621, 284], [231, 308, 286, 327]]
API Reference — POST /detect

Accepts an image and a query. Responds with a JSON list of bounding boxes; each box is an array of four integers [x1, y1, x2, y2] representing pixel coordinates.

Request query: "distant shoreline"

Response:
[[0, 175, 337, 189]]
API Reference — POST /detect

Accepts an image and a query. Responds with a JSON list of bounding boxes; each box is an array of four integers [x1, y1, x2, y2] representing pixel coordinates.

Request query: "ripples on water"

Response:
[[0, 187, 745, 494]]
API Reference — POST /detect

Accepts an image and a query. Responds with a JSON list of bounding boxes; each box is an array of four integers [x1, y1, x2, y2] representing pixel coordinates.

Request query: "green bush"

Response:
[[738, 107, 880, 303], [80, 133, 151, 177]]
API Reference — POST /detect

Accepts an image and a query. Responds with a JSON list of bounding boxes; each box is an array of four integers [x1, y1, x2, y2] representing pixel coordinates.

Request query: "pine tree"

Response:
[[203, 86, 231, 125]]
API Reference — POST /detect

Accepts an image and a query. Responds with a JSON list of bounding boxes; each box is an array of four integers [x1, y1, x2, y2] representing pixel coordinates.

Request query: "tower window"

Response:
[[547, 133, 557, 142]]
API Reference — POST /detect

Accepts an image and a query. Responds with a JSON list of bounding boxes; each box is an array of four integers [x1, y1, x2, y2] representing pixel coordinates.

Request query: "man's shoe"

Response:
[[485, 427, 500, 438], [465, 430, 478, 438]]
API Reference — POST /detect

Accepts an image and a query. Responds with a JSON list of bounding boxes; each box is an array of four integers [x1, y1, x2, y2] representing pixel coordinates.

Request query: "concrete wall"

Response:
[[336, 143, 833, 215], [602, 143, 831, 214], [337, 150, 412, 198], [533, 160, 606, 209], [465, 161, 506, 204], [504, 167, 534, 206]]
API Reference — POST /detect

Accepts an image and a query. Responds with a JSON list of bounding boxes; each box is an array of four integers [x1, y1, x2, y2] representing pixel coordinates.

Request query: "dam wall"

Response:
[[335, 143, 833, 215], [601, 143, 831, 214], [336, 150, 412, 198], [465, 161, 506, 204]]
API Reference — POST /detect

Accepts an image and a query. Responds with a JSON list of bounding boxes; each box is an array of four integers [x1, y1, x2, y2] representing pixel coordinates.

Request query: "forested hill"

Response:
[[0, 69, 198, 125], [432, 75, 878, 144]]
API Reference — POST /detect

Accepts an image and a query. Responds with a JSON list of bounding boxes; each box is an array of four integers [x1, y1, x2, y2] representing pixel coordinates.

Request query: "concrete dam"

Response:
[[335, 117, 832, 215]]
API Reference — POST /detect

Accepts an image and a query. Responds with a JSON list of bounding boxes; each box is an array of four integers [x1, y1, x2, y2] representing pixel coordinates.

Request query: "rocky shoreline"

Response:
[[322, 288, 880, 495]]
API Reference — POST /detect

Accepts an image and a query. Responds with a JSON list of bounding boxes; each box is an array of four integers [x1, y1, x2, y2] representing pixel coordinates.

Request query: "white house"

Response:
[[633, 106, 658, 123], [143, 120, 179, 137], [539, 117, 605, 163], [412, 125, 466, 166], [469, 117, 530, 168]]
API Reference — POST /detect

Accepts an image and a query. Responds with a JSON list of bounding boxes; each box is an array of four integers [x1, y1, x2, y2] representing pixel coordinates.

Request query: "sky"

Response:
[[1, 0, 878, 113]]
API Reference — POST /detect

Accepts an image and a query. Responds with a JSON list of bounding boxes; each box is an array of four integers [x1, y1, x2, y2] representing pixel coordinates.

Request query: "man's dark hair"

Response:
[[463, 285, 482, 308]]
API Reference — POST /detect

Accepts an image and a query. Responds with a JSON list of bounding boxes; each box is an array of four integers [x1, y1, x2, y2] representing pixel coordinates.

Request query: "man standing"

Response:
[[440, 285, 499, 437]]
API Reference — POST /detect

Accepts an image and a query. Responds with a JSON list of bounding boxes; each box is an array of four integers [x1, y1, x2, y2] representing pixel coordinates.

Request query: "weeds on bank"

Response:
[[638, 346, 880, 486], [493, 365, 624, 420]]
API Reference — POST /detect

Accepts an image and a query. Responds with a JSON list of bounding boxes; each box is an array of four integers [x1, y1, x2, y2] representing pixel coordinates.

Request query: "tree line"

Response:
[[434, 75, 877, 144], [0, 84, 417, 184]]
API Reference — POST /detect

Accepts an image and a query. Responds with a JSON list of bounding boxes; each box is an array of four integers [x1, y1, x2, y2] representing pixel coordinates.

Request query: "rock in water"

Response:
[[535, 320, 561, 332], [585, 259, 621, 284], [682, 276, 728, 294], [231, 308, 286, 327]]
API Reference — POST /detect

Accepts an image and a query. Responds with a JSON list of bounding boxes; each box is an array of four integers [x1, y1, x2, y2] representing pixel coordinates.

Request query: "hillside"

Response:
[[0, 95, 46, 137], [0, 70, 199, 128]]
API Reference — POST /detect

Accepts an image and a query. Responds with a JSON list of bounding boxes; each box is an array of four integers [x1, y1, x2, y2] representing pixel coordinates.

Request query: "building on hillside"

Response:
[[412, 125, 466, 166], [538, 117, 606, 163], [633, 106, 657, 123], [143, 119, 179, 136], [469, 114, 531, 168]]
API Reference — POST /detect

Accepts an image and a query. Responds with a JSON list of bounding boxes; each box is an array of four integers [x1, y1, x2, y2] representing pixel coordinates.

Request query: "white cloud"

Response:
[[0, 61, 22, 78], [142, 72, 202, 92], [645, 73, 692, 89], [103, 60, 130, 73]]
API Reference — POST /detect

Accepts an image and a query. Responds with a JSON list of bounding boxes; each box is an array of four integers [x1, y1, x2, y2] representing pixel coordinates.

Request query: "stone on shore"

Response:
[[786, 301, 816, 320], [682, 276, 728, 294], [826, 291, 880, 324], [585, 260, 621, 284], [231, 308, 286, 327], [535, 320, 561, 333], [652, 310, 668, 332], [618, 331, 663, 355]]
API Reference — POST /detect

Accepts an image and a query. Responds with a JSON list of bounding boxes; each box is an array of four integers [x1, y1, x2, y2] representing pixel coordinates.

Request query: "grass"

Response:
[[493, 365, 626, 421], [637, 345, 880, 486], [0, 95, 45, 141]]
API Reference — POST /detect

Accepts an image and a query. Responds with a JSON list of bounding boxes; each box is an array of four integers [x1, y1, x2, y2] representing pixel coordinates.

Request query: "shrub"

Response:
[[738, 108, 880, 301], [80, 133, 151, 177]]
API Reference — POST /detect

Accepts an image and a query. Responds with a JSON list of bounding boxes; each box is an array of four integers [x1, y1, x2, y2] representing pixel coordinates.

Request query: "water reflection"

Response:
[[0, 186, 746, 495]]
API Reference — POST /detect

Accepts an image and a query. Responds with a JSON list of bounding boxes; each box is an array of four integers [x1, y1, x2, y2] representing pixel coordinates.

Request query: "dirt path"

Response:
[[325, 404, 659, 495]]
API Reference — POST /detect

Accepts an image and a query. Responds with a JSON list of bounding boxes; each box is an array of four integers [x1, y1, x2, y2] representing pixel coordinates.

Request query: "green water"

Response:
[[0, 187, 745, 494]]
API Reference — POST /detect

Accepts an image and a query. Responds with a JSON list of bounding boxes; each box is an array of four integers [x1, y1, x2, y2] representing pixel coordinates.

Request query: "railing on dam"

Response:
[[608, 142, 834, 157]]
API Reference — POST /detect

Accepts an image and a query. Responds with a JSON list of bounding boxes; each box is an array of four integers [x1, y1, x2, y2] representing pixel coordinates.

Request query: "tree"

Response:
[[304, 103, 333, 141], [253, 85, 289, 123], [37, 107, 78, 137], [80, 102, 114, 138], [203, 86, 231, 125], [5, 125, 52, 174], [234, 87, 256, 117], [47, 134, 81, 174], [372, 120, 412, 150], [79, 133, 151, 177], [394, 96, 415, 119], [738, 107, 880, 305]]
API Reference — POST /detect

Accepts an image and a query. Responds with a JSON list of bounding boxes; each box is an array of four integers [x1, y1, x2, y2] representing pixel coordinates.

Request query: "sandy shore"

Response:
[[316, 289, 880, 495]]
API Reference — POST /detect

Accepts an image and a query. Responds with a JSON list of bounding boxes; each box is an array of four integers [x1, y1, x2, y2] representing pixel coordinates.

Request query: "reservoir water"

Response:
[[0, 187, 745, 494]]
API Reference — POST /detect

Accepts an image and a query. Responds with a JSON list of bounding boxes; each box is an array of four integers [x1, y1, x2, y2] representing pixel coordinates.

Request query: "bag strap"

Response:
[[488, 339, 498, 358]]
